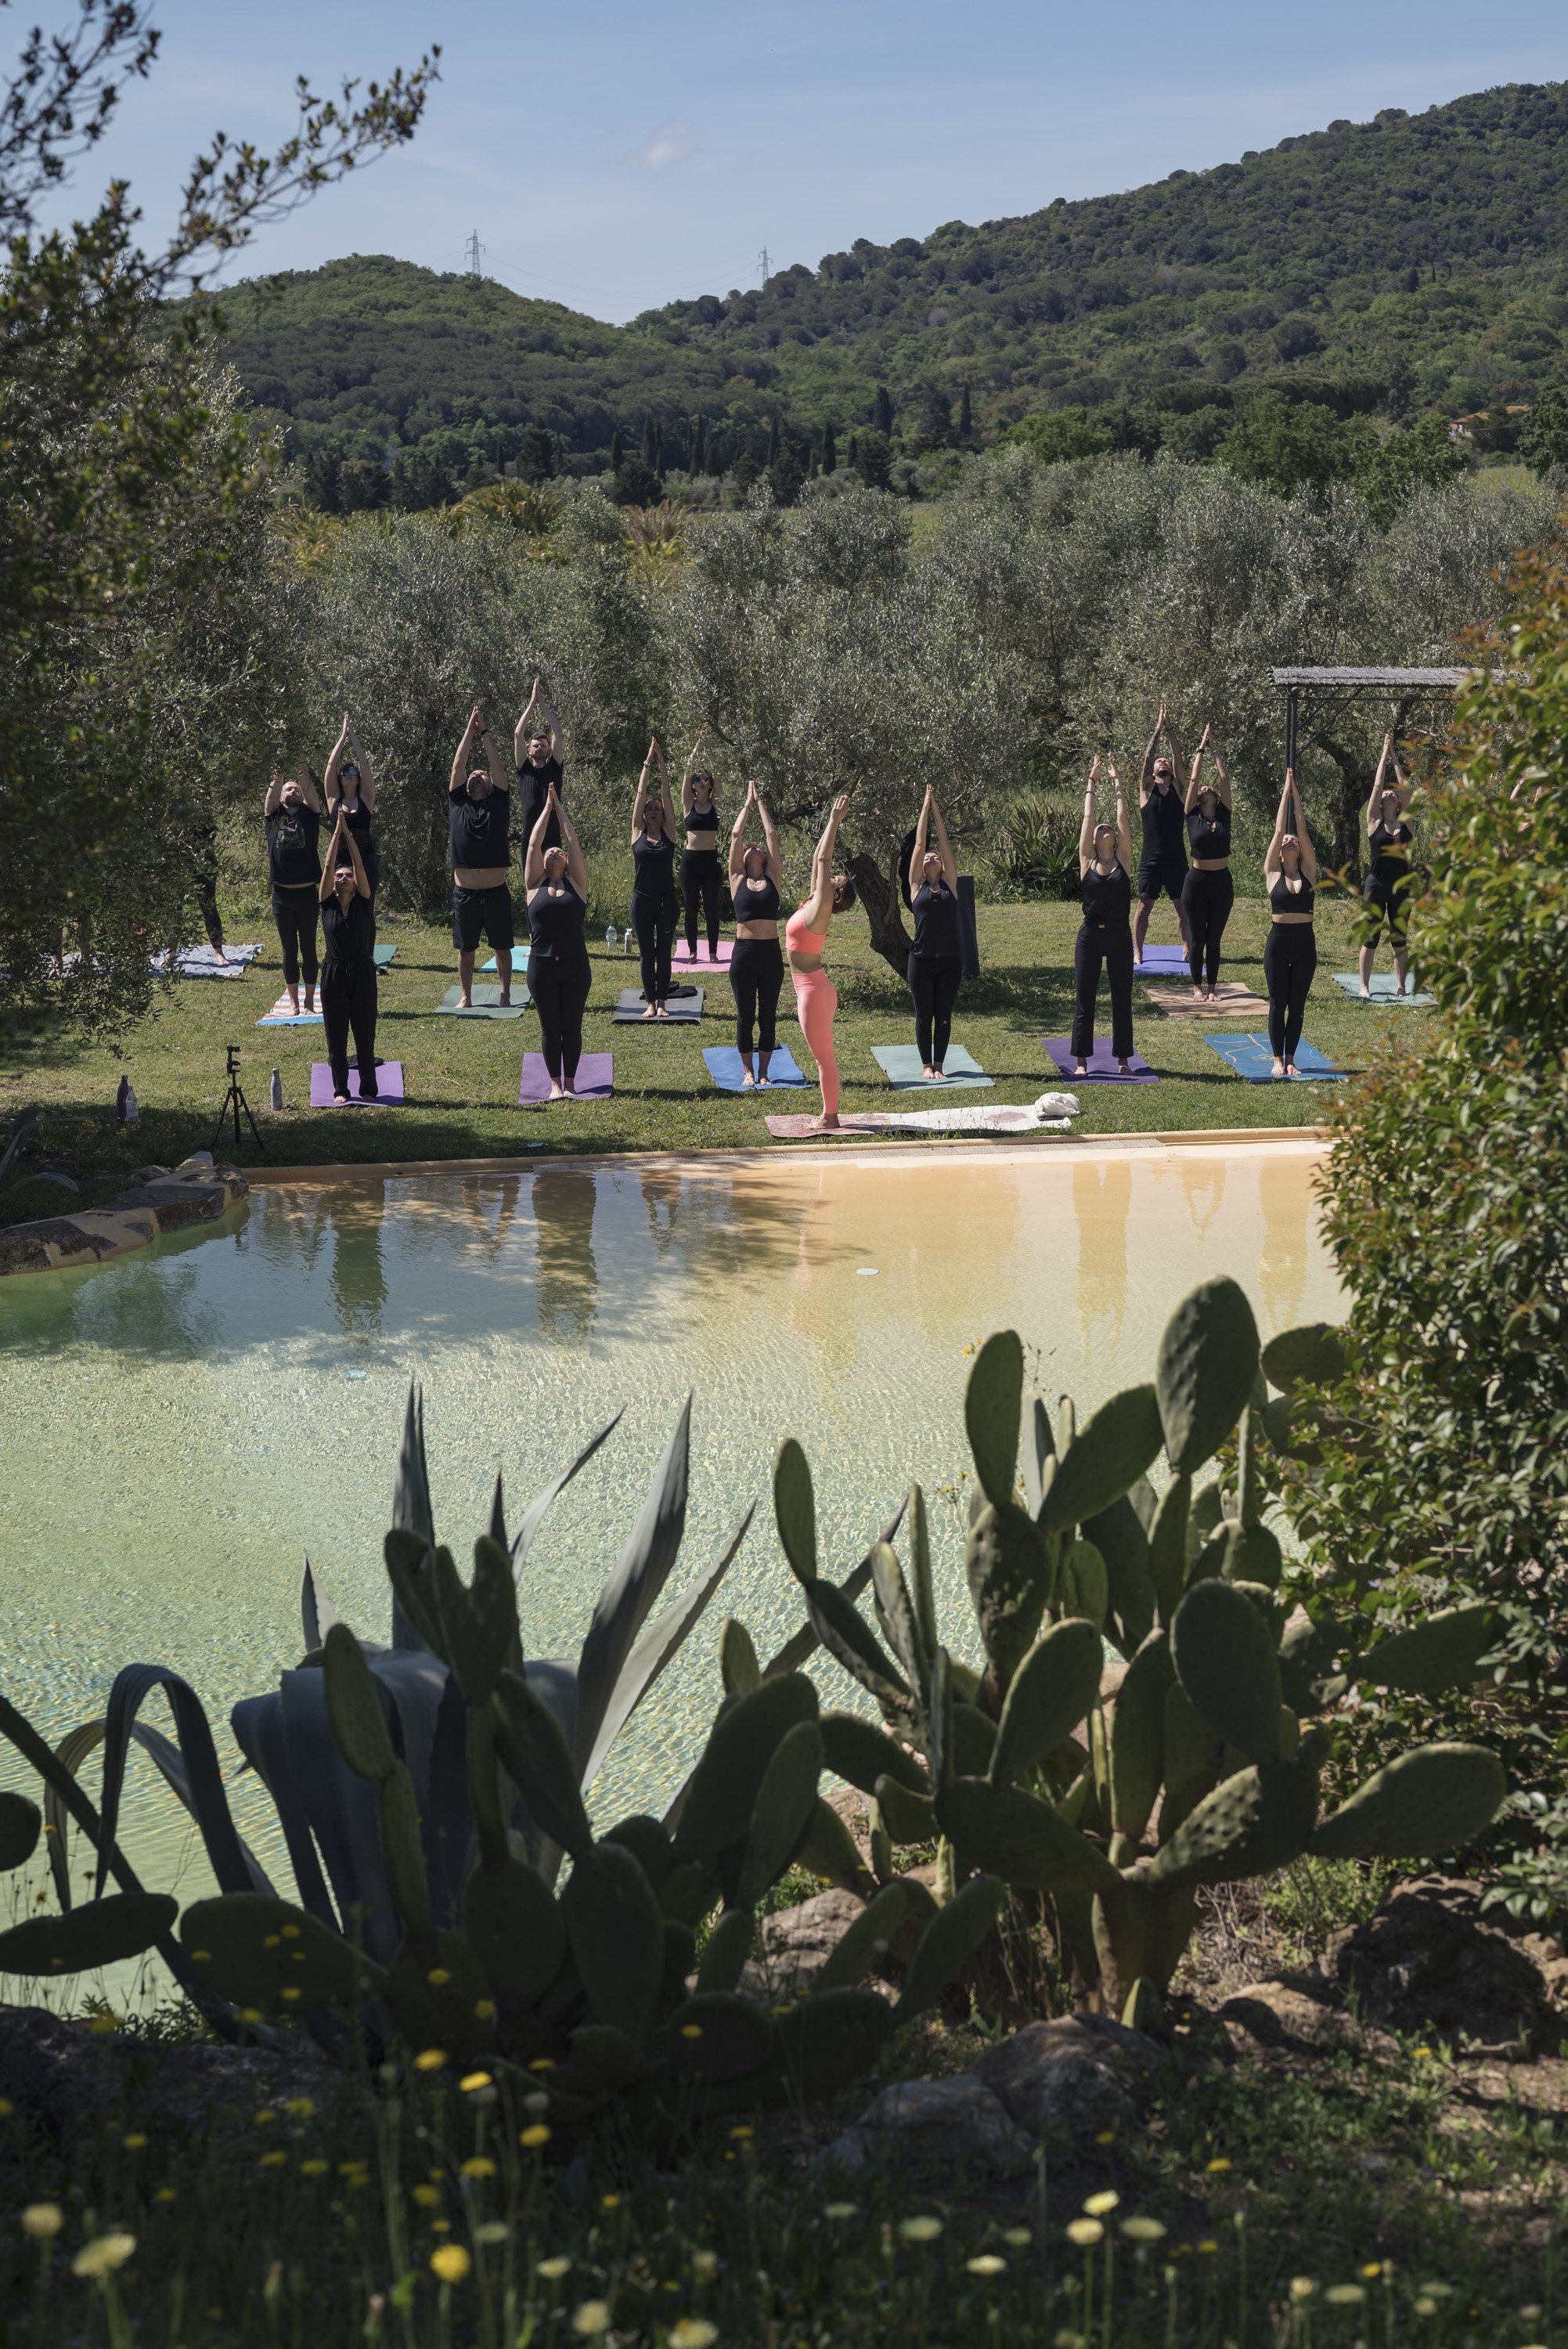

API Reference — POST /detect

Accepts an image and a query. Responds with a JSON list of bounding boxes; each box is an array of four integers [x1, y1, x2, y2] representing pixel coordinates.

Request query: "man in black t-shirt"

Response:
[[513, 675, 565, 852], [448, 704, 514, 1006], [263, 763, 324, 1013]]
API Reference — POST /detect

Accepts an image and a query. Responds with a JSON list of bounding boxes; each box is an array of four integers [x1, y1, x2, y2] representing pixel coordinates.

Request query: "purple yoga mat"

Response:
[[1136, 942, 1189, 973], [309, 1062, 403, 1106], [1042, 1037, 1158, 1085], [519, 1052, 613, 1103]]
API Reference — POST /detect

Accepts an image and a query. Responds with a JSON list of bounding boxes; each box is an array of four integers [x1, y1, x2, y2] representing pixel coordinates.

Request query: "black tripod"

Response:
[[211, 1044, 266, 1156]]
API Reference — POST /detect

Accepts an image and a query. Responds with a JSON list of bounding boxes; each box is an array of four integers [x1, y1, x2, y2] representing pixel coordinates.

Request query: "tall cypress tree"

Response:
[[652, 418, 664, 473], [640, 412, 655, 462], [821, 419, 837, 474], [609, 425, 624, 471], [766, 413, 780, 465], [874, 383, 894, 435], [958, 383, 972, 441]]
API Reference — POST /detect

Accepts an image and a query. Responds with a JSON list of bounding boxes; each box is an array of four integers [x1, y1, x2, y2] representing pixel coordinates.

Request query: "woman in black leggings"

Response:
[[630, 740, 679, 1019], [1181, 724, 1233, 1001], [1071, 755, 1134, 1075], [727, 781, 785, 1085], [1360, 733, 1415, 998], [1262, 770, 1317, 1079], [316, 809, 377, 1102], [263, 762, 323, 1014], [907, 785, 964, 1077], [525, 783, 593, 1099], [680, 729, 723, 960]]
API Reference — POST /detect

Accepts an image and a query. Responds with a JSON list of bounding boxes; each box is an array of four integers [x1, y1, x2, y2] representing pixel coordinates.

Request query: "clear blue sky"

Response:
[[36, 0, 1568, 322]]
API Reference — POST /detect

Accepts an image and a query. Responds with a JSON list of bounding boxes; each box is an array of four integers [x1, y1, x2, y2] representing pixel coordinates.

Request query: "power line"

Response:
[[757, 245, 770, 287]]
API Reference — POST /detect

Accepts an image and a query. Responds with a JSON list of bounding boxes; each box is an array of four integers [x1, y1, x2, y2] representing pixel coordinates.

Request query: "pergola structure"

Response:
[[1271, 666, 1470, 769]]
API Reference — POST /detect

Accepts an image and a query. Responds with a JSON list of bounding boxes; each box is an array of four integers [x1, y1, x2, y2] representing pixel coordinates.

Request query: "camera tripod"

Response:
[[211, 1044, 266, 1156]]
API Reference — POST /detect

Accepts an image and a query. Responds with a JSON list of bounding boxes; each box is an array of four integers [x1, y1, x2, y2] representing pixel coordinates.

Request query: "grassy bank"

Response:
[[0, 897, 1426, 1196]]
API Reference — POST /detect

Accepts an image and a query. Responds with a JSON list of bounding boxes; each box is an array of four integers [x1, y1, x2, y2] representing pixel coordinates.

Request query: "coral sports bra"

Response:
[[785, 909, 827, 954]]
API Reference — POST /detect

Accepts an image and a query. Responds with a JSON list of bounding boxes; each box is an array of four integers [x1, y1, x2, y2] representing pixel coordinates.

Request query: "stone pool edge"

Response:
[[0, 1153, 247, 1275]]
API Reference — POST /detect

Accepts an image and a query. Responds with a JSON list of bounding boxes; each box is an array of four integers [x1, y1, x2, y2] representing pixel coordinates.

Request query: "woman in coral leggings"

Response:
[[785, 794, 856, 1130]]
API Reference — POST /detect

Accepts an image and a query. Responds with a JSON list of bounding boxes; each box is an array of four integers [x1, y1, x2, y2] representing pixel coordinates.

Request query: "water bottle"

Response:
[[269, 1067, 283, 1112], [604, 923, 617, 950], [623, 926, 636, 954], [124, 1082, 139, 1125], [115, 1073, 128, 1124]]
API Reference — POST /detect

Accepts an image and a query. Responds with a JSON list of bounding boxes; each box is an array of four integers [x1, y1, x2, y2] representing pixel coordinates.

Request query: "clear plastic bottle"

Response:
[[604, 923, 617, 949]]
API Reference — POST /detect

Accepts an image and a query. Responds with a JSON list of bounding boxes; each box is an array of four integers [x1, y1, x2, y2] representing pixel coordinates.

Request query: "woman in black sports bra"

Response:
[[680, 727, 723, 962], [1263, 770, 1318, 1078], [630, 740, 679, 1019], [1071, 754, 1135, 1077], [907, 785, 964, 1077], [1361, 732, 1416, 998], [525, 782, 593, 1099], [323, 712, 379, 896], [1181, 723, 1233, 1001], [727, 781, 785, 1084]]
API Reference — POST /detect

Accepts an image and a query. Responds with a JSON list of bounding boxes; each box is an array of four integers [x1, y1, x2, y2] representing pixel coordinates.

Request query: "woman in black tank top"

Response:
[[727, 781, 786, 1084], [525, 783, 593, 1098], [1181, 724, 1234, 1000], [1360, 732, 1417, 997], [680, 727, 724, 962], [1262, 770, 1318, 1078], [907, 785, 964, 1077], [1071, 756, 1135, 1075], [630, 739, 680, 1017], [324, 712, 379, 896]]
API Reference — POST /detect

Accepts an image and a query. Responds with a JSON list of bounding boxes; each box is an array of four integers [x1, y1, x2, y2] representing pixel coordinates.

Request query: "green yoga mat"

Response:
[[871, 1043, 993, 1090], [1332, 972, 1433, 1007], [434, 985, 527, 1019]]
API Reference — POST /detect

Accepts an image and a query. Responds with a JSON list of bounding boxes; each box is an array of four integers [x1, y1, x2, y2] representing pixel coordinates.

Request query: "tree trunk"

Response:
[[1317, 734, 1368, 877], [192, 821, 225, 952], [847, 848, 911, 977]]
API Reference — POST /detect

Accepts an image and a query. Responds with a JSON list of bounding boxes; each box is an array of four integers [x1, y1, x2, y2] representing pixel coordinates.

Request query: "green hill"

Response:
[[222, 80, 1568, 507]]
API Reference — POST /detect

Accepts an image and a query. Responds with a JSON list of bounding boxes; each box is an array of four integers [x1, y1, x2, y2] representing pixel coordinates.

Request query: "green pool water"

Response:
[[0, 1139, 1340, 1916]]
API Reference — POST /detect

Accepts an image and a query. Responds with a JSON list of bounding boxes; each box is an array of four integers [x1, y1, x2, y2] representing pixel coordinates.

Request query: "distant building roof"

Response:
[[1271, 666, 1469, 688]]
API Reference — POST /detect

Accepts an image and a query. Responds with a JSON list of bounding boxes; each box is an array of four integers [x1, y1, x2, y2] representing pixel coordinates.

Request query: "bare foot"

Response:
[[1272, 1059, 1286, 1078], [458, 993, 473, 1010], [304, 994, 315, 1013], [818, 1113, 841, 1131], [741, 1070, 755, 1088], [333, 1091, 350, 1106], [499, 991, 512, 1008], [1075, 1059, 1089, 1077], [640, 1004, 658, 1020], [562, 1084, 577, 1098], [1117, 1060, 1130, 1075], [1358, 988, 1372, 1001], [1285, 1063, 1299, 1079], [548, 1083, 565, 1101], [654, 1005, 670, 1021]]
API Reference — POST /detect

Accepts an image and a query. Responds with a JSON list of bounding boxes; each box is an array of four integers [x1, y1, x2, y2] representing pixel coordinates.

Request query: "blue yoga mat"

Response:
[[373, 944, 398, 968], [1331, 972, 1433, 1007], [871, 1043, 993, 1090], [1205, 1033, 1345, 1083], [703, 1044, 808, 1091]]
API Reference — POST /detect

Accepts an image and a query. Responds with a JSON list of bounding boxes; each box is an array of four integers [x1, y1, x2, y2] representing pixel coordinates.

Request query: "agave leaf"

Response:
[[871, 1541, 929, 1702], [300, 1558, 342, 1654], [488, 1471, 508, 1553], [754, 1498, 908, 1681], [907, 1485, 939, 1662], [492, 1669, 594, 1862], [229, 1696, 347, 1935], [46, 1718, 274, 1915], [511, 1410, 623, 1573], [802, 1579, 912, 1715], [96, 1666, 256, 1903], [276, 1669, 400, 1961], [391, 1386, 435, 1650], [572, 1398, 692, 1779], [579, 1503, 755, 1793]]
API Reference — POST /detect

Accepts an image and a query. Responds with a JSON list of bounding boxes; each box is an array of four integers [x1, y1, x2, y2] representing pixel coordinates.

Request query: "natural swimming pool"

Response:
[[0, 1138, 1341, 1896]]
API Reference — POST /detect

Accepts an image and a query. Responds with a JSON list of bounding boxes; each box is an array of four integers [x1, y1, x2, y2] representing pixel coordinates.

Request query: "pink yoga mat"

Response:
[[309, 1062, 403, 1106], [519, 1052, 613, 1103], [1042, 1037, 1157, 1084], [672, 939, 734, 968]]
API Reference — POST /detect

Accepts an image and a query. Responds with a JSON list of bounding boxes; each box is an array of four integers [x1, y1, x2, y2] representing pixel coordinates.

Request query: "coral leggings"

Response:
[[791, 965, 840, 1115]]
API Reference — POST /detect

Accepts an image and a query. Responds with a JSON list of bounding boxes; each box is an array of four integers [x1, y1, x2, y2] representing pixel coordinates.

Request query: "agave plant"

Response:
[[0, 1106, 79, 1205], [782, 1277, 1506, 2019]]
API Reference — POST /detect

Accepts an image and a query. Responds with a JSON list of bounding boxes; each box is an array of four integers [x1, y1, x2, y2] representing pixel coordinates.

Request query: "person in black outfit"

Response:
[[680, 727, 724, 960], [727, 780, 785, 1084], [1071, 755, 1135, 1075], [447, 704, 514, 1008], [263, 761, 323, 1014], [1134, 702, 1191, 966], [324, 713, 379, 896], [524, 781, 594, 1099], [630, 740, 679, 1019], [907, 785, 964, 1077], [514, 675, 565, 854], [1181, 724, 1234, 1001], [316, 809, 378, 1102], [1360, 732, 1416, 998], [1263, 770, 1318, 1078]]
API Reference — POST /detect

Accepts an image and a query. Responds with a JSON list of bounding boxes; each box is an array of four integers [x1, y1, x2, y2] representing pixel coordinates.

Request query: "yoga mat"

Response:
[[703, 1044, 808, 1091], [373, 944, 398, 968], [1142, 980, 1271, 1018], [258, 992, 323, 1027], [1134, 942, 1189, 974], [672, 938, 734, 968], [871, 1044, 993, 1091], [614, 987, 703, 1023], [309, 1062, 404, 1106], [478, 953, 521, 973], [1331, 972, 1434, 1006], [155, 943, 261, 979], [519, 1052, 613, 1103], [1042, 1037, 1158, 1085], [434, 986, 526, 1019], [764, 1115, 892, 1141], [1204, 1034, 1345, 1084]]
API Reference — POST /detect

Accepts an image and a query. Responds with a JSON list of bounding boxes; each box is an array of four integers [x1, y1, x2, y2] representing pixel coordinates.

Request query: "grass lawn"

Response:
[[0, 896, 1428, 1199]]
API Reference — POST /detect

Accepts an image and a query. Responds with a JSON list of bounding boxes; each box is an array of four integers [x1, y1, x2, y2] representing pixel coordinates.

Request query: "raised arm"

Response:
[[324, 716, 351, 803], [348, 718, 376, 807], [295, 758, 323, 815], [553, 788, 589, 897], [344, 818, 370, 900], [757, 788, 783, 884], [802, 795, 849, 929], [1388, 742, 1413, 814], [319, 810, 345, 903], [908, 786, 932, 897], [1108, 759, 1132, 871], [928, 786, 959, 893], [682, 725, 708, 814], [1264, 774, 1292, 882], [524, 792, 554, 889], [1292, 776, 1317, 882], [730, 781, 756, 882], [475, 705, 506, 795], [263, 773, 286, 817], [1206, 728, 1231, 807], [513, 677, 540, 769], [450, 708, 481, 796], [1140, 707, 1163, 803], [1367, 736, 1392, 834], [1079, 756, 1101, 873], [1184, 726, 1213, 813], [632, 738, 664, 842]]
